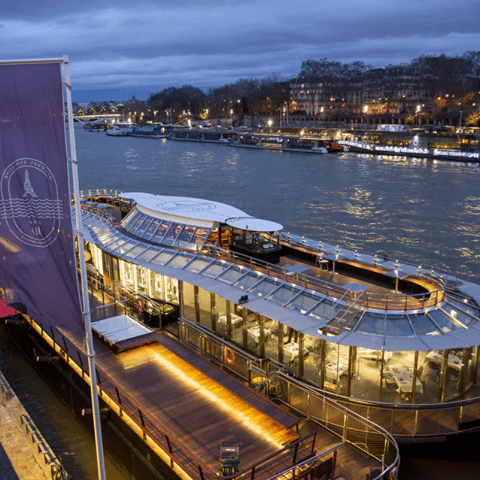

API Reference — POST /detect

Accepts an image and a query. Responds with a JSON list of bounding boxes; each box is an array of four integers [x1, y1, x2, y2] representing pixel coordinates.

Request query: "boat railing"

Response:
[[280, 232, 447, 311], [273, 371, 399, 476], [178, 317, 399, 479], [203, 244, 445, 312], [27, 307, 324, 480]]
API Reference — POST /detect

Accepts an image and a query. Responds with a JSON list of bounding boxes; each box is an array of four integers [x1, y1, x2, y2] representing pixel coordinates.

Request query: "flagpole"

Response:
[[63, 55, 107, 480]]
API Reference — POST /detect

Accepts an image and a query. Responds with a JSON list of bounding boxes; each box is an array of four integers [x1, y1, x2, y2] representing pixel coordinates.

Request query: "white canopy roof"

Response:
[[121, 192, 283, 232], [226, 217, 283, 232]]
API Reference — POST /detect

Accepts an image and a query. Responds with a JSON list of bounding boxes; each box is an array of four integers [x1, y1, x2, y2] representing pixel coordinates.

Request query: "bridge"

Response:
[[73, 113, 124, 124]]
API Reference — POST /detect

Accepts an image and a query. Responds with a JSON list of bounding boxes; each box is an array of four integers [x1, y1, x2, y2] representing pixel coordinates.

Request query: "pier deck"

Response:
[[61, 325, 315, 479]]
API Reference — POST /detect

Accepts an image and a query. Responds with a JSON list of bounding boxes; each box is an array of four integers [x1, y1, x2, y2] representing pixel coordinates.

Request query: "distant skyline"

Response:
[[1, 0, 479, 102]]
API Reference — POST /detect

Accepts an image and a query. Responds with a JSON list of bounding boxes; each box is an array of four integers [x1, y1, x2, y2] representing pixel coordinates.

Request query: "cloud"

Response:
[[1, 0, 479, 101]]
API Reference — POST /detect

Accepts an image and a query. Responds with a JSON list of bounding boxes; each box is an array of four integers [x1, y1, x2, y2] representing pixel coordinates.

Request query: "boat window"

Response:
[[384, 315, 415, 336], [267, 284, 302, 305], [122, 210, 141, 229], [286, 291, 325, 314], [249, 277, 283, 297], [216, 266, 247, 285], [233, 272, 264, 290], [177, 225, 196, 244], [130, 214, 147, 234], [166, 253, 195, 269], [162, 223, 181, 246], [144, 218, 162, 240], [192, 228, 210, 245], [151, 221, 171, 243], [135, 217, 154, 236], [184, 258, 212, 273]]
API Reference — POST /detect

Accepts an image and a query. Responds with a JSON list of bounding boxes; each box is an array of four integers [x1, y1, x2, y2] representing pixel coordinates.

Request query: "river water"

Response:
[[2, 124, 480, 479]]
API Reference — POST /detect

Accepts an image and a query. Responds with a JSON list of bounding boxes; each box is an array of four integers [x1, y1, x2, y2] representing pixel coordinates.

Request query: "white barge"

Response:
[[78, 190, 480, 443]]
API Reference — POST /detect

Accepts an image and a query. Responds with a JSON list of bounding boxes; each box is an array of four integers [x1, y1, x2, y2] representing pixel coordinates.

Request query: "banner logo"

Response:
[[1, 158, 63, 247]]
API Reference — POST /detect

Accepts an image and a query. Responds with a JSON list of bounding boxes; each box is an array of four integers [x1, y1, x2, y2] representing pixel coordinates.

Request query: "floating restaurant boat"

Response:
[[168, 127, 235, 144], [105, 122, 136, 136], [339, 129, 480, 162], [129, 124, 167, 139], [76, 189, 480, 445], [233, 133, 345, 154]]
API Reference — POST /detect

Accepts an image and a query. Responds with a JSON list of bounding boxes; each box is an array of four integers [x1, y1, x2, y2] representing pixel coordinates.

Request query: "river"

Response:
[[2, 124, 480, 479]]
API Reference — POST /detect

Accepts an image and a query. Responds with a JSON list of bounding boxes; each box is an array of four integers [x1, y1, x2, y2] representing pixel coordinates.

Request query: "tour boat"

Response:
[[129, 124, 167, 138], [232, 133, 345, 154], [78, 189, 480, 444], [340, 130, 480, 162], [105, 123, 135, 136]]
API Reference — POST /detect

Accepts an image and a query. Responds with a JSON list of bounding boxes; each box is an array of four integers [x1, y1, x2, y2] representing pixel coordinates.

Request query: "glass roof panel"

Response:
[[177, 225, 196, 243], [217, 266, 248, 285], [104, 236, 127, 249], [445, 298, 480, 324], [249, 277, 283, 298], [267, 284, 302, 305], [115, 240, 138, 255], [151, 221, 171, 243], [185, 258, 213, 273], [309, 300, 337, 321], [136, 247, 163, 262], [130, 214, 147, 234], [201, 262, 229, 278], [97, 230, 116, 243], [442, 303, 476, 327], [233, 272, 264, 290], [287, 291, 325, 314], [124, 244, 146, 259], [143, 218, 162, 240], [408, 313, 439, 336], [166, 253, 195, 269], [427, 309, 463, 333], [355, 313, 385, 336], [151, 251, 176, 265], [384, 315, 415, 336]]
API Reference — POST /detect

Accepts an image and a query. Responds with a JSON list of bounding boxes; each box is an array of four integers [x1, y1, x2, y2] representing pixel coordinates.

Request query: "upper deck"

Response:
[[76, 190, 480, 354]]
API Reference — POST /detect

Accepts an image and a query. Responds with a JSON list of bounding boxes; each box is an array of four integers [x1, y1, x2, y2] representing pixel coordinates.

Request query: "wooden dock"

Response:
[[56, 324, 319, 480]]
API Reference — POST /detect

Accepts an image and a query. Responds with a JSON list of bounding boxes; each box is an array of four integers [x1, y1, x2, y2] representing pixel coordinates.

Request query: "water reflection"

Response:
[[75, 125, 480, 283]]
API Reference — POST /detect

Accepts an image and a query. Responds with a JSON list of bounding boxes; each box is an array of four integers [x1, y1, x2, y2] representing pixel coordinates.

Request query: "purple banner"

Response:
[[0, 62, 83, 334]]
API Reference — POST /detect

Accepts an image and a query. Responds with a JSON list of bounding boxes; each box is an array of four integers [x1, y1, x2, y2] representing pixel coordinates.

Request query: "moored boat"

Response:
[[340, 129, 480, 162], [106, 122, 135, 136], [232, 133, 344, 154], [77, 189, 480, 445], [129, 124, 167, 138]]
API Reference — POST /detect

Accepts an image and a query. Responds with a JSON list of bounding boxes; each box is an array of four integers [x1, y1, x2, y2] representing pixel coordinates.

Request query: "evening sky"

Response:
[[1, 0, 479, 101]]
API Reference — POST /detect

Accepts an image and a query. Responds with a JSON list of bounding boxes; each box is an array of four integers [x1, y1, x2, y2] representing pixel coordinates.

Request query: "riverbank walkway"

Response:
[[0, 369, 58, 480]]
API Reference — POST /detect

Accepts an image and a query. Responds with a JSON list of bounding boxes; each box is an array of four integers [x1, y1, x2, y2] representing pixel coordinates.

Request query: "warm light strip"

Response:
[[149, 346, 292, 448]]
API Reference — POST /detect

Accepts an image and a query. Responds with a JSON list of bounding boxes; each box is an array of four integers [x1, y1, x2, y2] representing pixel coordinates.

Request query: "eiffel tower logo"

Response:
[[23, 170, 38, 197]]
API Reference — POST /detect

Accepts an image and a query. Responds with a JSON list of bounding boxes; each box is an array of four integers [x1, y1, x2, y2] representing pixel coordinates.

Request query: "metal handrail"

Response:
[[179, 318, 400, 475]]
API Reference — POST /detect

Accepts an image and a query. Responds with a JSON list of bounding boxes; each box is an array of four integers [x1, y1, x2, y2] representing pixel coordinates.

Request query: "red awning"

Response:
[[0, 298, 17, 318]]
